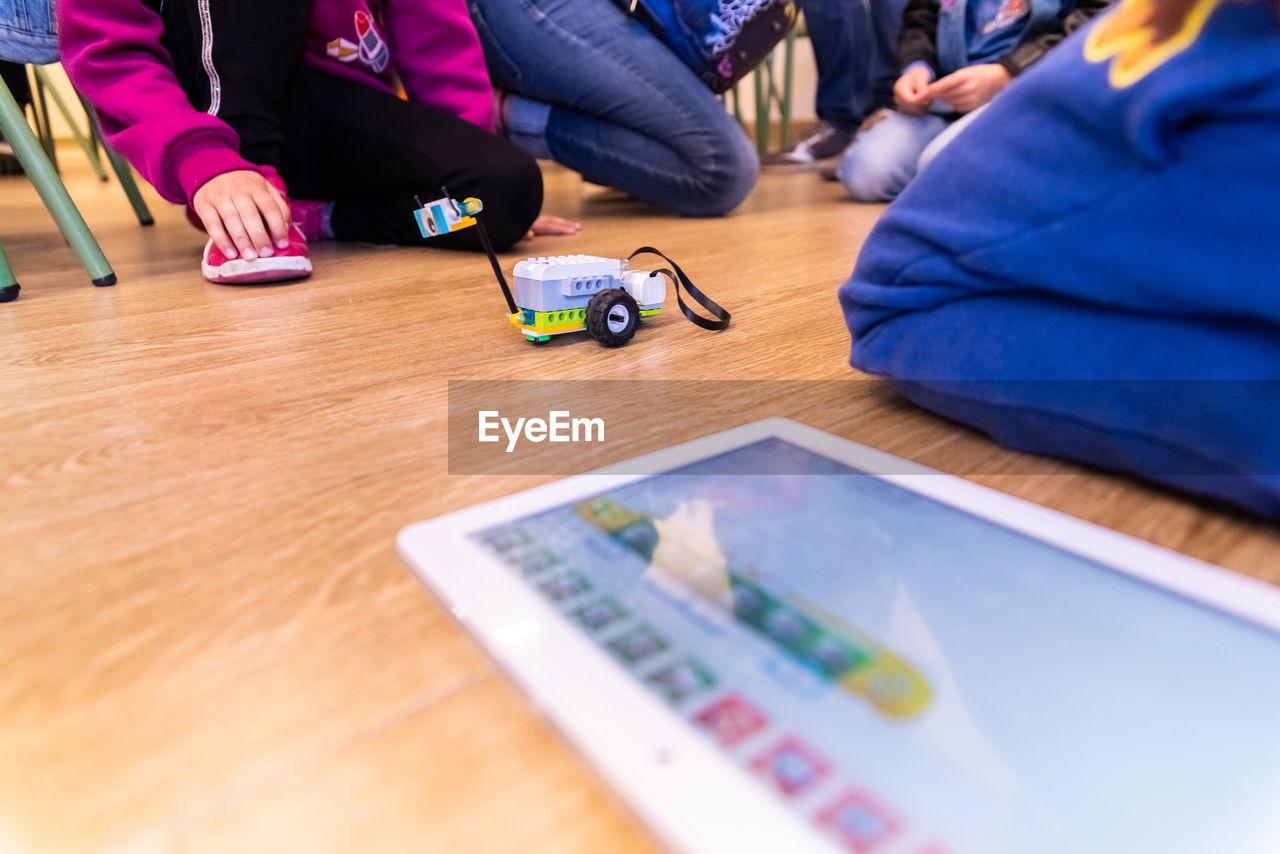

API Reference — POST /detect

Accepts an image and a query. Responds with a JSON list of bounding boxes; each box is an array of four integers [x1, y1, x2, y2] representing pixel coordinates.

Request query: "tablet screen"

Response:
[[472, 438, 1280, 854]]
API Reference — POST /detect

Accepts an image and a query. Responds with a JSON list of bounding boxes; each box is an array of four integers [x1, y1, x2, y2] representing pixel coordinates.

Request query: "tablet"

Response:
[[397, 419, 1280, 854]]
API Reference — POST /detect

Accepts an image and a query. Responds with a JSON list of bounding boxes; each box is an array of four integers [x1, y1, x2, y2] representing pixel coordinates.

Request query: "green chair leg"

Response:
[[85, 96, 104, 159], [102, 144, 154, 226], [22, 73, 50, 158], [0, 239, 19, 302], [754, 61, 769, 153], [31, 66, 107, 182], [29, 66, 59, 174], [780, 29, 795, 150], [733, 27, 798, 153], [0, 77, 116, 287], [79, 100, 154, 226]]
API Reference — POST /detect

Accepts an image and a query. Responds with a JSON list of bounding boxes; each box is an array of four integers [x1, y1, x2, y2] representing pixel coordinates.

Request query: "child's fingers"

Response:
[[924, 80, 954, 100], [199, 208, 238, 259], [928, 71, 971, 98], [896, 80, 931, 114], [929, 86, 956, 104], [262, 184, 293, 248], [217, 200, 259, 261], [233, 196, 275, 257], [254, 191, 290, 249]]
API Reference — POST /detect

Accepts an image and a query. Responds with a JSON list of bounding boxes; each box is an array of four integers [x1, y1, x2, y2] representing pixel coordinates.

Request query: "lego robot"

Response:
[[507, 255, 666, 346], [415, 193, 724, 347]]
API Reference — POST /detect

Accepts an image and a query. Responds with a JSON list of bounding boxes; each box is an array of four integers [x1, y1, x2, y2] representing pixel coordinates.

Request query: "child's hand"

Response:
[[524, 214, 582, 240], [894, 65, 935, 116], [192, 170, 292, 261], [925, 64, 1011, 113]]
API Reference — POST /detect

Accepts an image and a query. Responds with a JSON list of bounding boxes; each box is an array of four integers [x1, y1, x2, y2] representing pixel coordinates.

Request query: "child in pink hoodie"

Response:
[[60, 0, 561, 284]]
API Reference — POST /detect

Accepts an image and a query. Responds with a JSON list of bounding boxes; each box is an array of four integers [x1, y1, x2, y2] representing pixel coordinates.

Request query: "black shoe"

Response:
[[762, 120, 854, 170]]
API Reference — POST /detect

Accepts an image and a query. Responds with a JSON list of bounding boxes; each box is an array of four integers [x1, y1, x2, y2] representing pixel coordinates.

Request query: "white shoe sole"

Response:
[[202, 254, 313, 285], [761, 151, 847, 172]]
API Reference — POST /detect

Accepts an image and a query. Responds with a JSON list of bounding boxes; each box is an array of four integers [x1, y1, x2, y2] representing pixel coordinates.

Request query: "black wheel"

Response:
[[586, 288, 640, 347]]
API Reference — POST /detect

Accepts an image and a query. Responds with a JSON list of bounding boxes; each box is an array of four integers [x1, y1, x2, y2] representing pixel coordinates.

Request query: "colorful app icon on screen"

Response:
[[750, 737, 831, 797], [538, 570, 592, 602], [574, 497, 932, 719], [693, 694, 768, 747], [517, 549, 561, 577], [479, 526, 530, 557], [646, 658, 716, 703], [571, 598, 629, 632], [607, 623, 669, 663], [816, 789, 902, 852]]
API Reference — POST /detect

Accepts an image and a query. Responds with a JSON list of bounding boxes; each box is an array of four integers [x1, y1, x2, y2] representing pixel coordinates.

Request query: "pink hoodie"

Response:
[[59, 0, 496, 206]]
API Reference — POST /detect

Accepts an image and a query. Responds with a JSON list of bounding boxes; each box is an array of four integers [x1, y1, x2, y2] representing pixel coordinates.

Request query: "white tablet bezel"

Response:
[[396, 418, 1280, 854]]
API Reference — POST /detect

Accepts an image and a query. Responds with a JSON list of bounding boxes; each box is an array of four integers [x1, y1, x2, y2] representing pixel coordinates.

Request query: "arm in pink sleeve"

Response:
[[58, 0, 263, 205], [383, 0, 496, 131]]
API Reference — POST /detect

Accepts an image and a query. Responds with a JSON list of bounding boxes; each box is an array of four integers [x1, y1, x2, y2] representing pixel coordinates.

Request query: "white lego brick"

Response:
[[622, 270, 666, 308], [513, 255, 622, 281]]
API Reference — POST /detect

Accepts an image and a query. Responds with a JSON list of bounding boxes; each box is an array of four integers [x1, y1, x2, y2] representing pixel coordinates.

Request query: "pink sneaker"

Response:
[[290, 199, 333, 243], [201, 224, 313, 285]]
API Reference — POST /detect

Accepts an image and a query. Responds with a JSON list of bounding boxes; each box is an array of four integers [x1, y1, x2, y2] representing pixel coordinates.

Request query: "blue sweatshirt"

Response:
[[839, 0, 1280, 516]]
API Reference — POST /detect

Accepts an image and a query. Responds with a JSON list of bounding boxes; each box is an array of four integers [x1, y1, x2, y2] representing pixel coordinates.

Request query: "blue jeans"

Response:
[[467, 0, 759, 216], [805, 0, 908, 132], [837, 109, 948, 202], [0, 0, 59, 64]]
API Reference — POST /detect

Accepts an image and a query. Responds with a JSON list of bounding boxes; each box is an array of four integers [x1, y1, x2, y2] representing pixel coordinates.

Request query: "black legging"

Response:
[[156, 0, 541, 250]]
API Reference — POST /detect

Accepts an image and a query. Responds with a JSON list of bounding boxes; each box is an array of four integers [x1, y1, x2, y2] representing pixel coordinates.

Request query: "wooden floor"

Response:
[[3, 153, 1277, 854]]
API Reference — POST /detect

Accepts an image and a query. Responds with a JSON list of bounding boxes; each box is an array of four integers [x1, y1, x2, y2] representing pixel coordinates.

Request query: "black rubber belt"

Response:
[[628, 246, 731, 331]]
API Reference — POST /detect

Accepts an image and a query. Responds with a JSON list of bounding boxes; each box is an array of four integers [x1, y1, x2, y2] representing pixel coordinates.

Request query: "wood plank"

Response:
[[176, 675, 659, 854]]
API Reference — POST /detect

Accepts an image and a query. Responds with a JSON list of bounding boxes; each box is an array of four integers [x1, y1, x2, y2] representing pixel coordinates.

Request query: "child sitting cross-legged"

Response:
[[60, 0, 577, 286], [836, 0, 1108, 202]]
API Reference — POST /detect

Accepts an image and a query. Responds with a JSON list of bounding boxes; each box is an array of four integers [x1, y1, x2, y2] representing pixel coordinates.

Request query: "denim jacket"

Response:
[[935, 0, 1066, 76], [0, 0, 59, 64]]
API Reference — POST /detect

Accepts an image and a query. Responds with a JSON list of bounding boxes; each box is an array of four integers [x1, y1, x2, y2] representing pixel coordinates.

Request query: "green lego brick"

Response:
[[525, 307, 588, 331]]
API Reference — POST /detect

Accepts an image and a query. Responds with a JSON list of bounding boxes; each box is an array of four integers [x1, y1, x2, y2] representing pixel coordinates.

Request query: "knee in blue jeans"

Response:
[[667, 129, 760, 217], [837, 142, 904, 202], [837, 110, 944, 202]]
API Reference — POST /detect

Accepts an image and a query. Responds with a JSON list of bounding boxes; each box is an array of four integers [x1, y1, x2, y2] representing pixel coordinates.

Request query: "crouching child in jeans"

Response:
[[837, 0, 1107, 201]]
